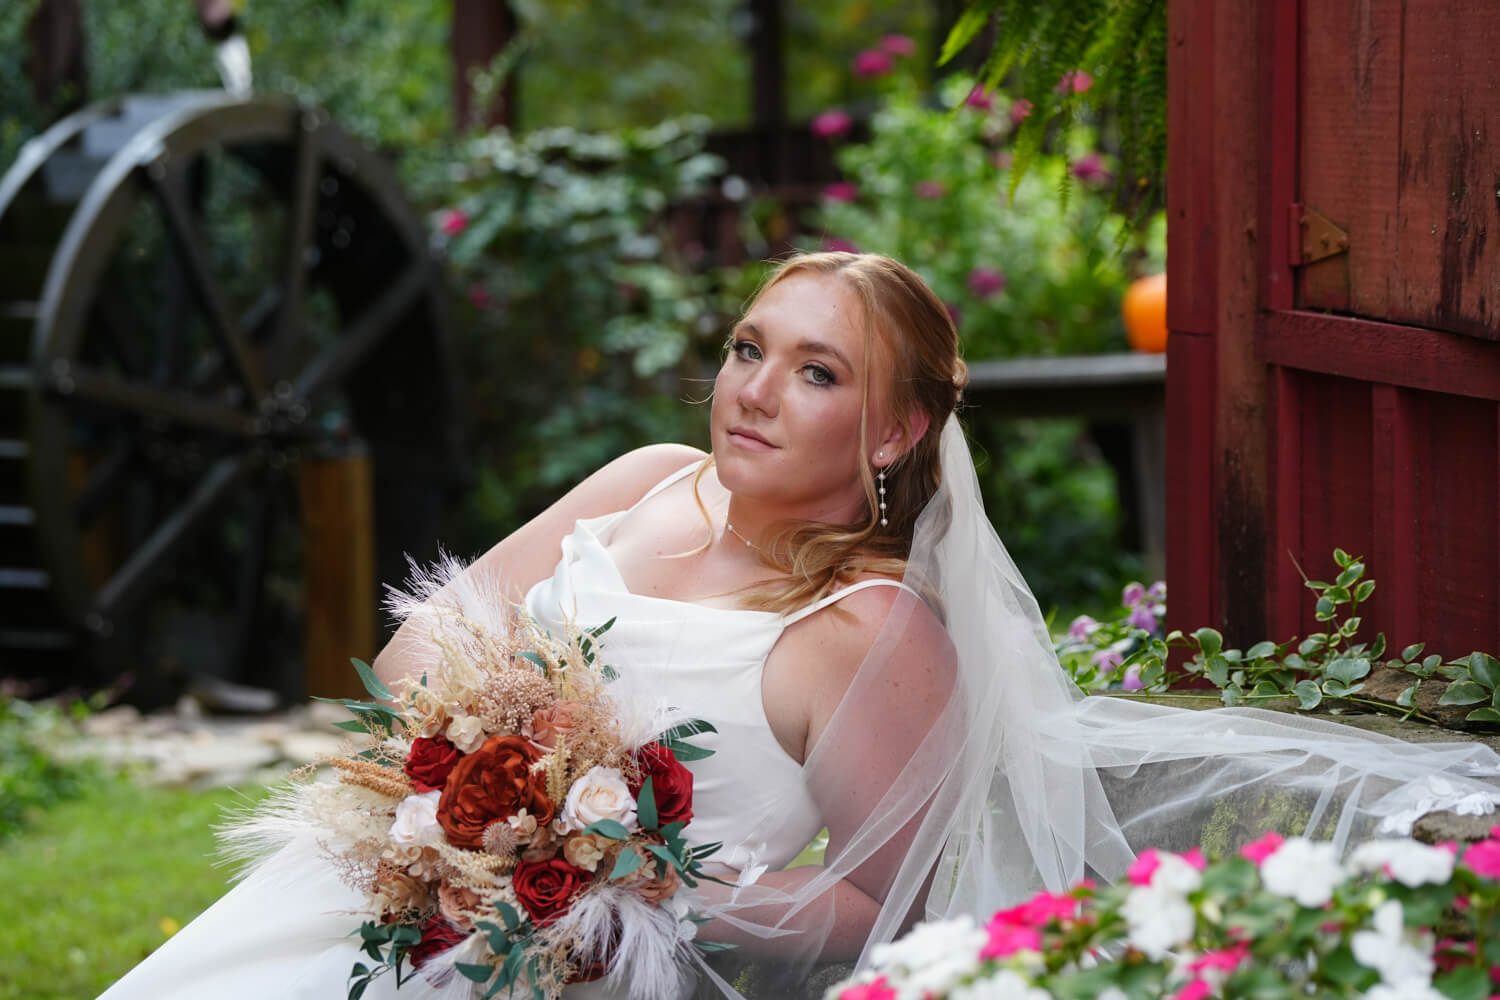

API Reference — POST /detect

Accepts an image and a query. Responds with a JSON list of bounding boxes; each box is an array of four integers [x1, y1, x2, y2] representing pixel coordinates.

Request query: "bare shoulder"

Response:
[[567, 443, 708, 512], [805, 583, 956, 685]]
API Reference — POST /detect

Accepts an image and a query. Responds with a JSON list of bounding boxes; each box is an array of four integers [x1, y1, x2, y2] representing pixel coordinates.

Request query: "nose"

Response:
[[736, 364, 779, 417]]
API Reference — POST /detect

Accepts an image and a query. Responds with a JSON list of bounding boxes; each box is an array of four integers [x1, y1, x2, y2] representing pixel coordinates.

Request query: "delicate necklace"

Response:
[[724, 520, 761, 552]]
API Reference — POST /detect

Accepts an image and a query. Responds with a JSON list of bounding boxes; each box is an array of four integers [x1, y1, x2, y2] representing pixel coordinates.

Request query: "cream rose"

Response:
[[389, 790, 443, 848], [445, 714, 487, 753], [558, 766, 638, 834]]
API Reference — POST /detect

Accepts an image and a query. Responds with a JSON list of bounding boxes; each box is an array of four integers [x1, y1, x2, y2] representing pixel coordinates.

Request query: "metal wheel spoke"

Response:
[[294, 261, 428, 401], [91, 453, 255, 618], [147, 164, 265, 402], [264, 125, 322, 382], [65, 365, 255, 437]]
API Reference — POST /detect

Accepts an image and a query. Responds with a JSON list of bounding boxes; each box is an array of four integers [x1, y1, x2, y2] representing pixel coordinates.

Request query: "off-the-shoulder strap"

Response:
[[627, 462, 702, 512], [782, 578, 920, 627]]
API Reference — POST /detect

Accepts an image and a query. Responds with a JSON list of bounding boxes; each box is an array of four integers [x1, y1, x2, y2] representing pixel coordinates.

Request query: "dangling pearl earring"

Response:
[[876, 451, 889, 527]]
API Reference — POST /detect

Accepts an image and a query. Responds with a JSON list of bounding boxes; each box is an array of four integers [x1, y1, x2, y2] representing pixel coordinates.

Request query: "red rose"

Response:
[[405, 735, 461, 793], [513, 857, 592, 926], [409, 914, 469, 968], [630, 742, 694, 827], [437, 735, 555, 849]]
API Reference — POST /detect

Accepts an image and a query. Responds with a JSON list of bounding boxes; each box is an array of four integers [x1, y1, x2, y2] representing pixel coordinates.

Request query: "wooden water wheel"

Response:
[[0, 93, 461, 704]]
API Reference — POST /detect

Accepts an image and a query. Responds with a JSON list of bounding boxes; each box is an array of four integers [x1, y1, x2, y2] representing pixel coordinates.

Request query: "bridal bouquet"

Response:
[[276, 571, 726, 1000]]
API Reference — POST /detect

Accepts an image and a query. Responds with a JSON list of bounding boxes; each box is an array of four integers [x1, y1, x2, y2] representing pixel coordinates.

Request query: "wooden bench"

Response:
[[962, 352, 1167, 575]]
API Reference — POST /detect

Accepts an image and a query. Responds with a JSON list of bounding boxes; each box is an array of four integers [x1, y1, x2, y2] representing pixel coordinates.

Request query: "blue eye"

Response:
[[733, 341, 762, 361], [802, 364, 836, 386]]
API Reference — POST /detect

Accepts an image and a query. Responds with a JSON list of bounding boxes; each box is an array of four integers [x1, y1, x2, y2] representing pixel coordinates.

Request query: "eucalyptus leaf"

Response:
[[351, 657, 393, 702], [611, 848, 645, 880], [1293, 679, 1323, 710], [1438, 681, 1489, 706], [457, 962, 494, 983], [637, 775, 658, 831], [581, 819, 629, 840]]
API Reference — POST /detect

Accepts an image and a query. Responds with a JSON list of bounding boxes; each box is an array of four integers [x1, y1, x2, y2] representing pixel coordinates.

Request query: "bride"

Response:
[[98, 252, 1500, 999]]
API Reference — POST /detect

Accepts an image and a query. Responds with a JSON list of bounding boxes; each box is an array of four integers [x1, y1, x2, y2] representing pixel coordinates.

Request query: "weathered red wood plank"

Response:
[[1260, 310, 1500, 400], [1267, 366, 1303, 638], [1392, 2, 1500, 341], [1297, 0, 1402, 316], [1165, 334, 1216, 639], [1166, 0, 1217, 336], [1260, 0, 1298, 313], [1409, 392, 1498, 656], [1370, 385, 1419, 651]]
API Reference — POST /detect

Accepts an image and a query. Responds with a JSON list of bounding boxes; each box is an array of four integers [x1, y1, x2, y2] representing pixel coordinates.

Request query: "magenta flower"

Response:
[[1067, 614, 1097, 642], [1127, 605, 1159, 632], [1188, 941, 1250, 975], [1462, 837, 1500, 879], [1122, 582, 1147, 608], [914, 179, 946, 199], [1057, 69, 1094, 94], [823, 237, 859, 254], [1092, 648, 1124, 674], [967, 266, 1007, 300], [1181, 846, 1207, 871], [1127, 848, 1161, 886], [979, 917, 1042, 959], [853, 49, 893, 78], [822, 181, 859, 203], [1000, 890, 1078, 927], [879, 34, 916, 57], [1173, 979, 1213, 1000], [838, 977, 897, 1000], [1121, 664, 1145, 690], [1239, 830, 1285, 866], [439, 208, 468, 237], [811, 109, 852, 138], [1008, 98, 1033, 124], [965, 85, 994, 110], [1148, 580, 1167, 602], [467, 283, 491, 310], [1071, 152, 1111, 184]]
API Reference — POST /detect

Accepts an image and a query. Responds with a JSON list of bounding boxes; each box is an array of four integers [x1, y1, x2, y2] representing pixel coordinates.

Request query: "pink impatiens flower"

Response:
[[1009, 98, 1033, 124], [1092, 648, 1124, 674], [879, 34, 916, 57], [838, 976, 897, 1000], [1173, 979, 1213, 1000], [1239, 830, 1285, 866], [1188, 940, 1251, 975], [1068, 614, 1097, 642], [822, 182, 859, 202], [965, 85, 994, 110], [1121, 664, 1145, 691], [811, 109, 852, 138], [980, 917, 1042, 959], [1181, 847, 1207, 872], [914, 180, 946, 199], [853, 49, 893, 78], [1057, 70, 1094, 93], [1127, 605, 1159, 632], [967, 266, 1006, 299], [438, 208, 469, 236], [1128, 848, 1162, 886], [1463, 836, 1500, 879]]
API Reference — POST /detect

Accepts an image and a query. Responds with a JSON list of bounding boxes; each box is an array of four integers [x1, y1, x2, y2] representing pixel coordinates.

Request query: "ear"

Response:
[[874, 409, 932, 467]]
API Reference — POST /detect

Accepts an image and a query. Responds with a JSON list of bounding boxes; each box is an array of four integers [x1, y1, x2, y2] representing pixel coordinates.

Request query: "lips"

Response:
[[727, 427, 776, 450]]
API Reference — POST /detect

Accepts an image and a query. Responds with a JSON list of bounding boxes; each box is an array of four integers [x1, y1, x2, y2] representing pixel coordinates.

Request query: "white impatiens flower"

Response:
[[558, 766, 639, 834], [1121, 883, 1197, 960], [869, 915, 987, 999], [1095, 990, 1128, 1000], [388, 790, 443, 847], [1347, 839, 1455, 888], [949, 968, 1053, 1000], [1363, 983, 1449, 1000], [1259, 837, 1345, 906], [1152, 852, 1204, 895], [1352, 900, 1436, 991]]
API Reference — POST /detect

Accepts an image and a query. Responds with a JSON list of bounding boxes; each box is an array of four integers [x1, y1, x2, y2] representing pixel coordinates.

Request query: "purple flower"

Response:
[[1067, 615, 1097, 643], [853, 49, 893, 78], [1122, 582, 1147, 608], [1008, 98, 1033, 125], [1092, 648, 1124, 674], [967, 266, 1006, 300], [1127, 605, 1159, 633], [821, 181, 859, 202], [1056, 70, 1094, 94], [823, 237, 859, 254], [965, 85, 994, 111], [914, 180, 946, 199], [879, 34, 916, 57], [1148, 581, 1167, 602], [1121, 664, 1145, 691], [1070, 152, 1111, 184], [811, 109, 852, 138]]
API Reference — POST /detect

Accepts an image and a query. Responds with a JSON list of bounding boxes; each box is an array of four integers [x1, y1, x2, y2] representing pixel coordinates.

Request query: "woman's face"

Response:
[[711, 272, 892, 522]]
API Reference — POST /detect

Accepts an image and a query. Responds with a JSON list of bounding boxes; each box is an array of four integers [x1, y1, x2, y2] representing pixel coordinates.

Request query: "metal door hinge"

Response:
[[1287, 202, 1349, 267]]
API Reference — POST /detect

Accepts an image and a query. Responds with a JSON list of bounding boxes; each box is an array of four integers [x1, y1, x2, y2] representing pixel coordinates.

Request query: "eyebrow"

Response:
[[734, 321, 856, 373]]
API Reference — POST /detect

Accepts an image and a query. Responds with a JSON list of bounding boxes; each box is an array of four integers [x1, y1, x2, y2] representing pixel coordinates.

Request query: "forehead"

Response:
[[746, 272, 865, 348]]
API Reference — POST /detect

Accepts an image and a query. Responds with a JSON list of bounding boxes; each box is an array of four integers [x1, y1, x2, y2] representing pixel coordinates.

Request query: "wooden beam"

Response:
[[451, 0, 517, 130]]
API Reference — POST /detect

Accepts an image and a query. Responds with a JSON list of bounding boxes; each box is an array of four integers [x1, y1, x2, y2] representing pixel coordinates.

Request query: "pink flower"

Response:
[[1128, 848, 1162, 886], [1188, 941, 1250, 974], [1122, 582, 1147, 607], [1127, 605, 1159, 632], [1057, 70, 1094, 94], [839, 977, 897, 1000], [914, 180, 946, 199], [823, 237, 859, 254], [1463, 837, 1500, 879], [944, 302, 962, 327], [1067, 615, 1097, 642], [439, 208, 469, 237], [853, 49, 893, 78], [1092, 648, 1124, 674], [1122, 664, 1145, 690], [980, 916, 1042, 959], [822, 181, 859, 202], [1239, 830, 1285, 866], [811, 109, 852, 138], [1008, 99, 1033, 124], [467, 284, 491, 310], [1071, 152, 1111, 184], [967, 266, 1006, 300], [965, 85, 994, 110], [880, 34, 916, 57], [1181, 847, 1207, 871], [1174, 979, 1213, 1000]]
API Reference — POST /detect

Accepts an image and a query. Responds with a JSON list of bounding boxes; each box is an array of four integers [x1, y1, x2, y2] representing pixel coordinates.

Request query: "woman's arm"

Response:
[[371, 443, 705, 689]]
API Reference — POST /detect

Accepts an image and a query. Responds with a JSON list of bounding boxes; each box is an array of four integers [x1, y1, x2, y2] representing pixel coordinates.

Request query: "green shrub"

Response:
[[0, 695, 96, 841]]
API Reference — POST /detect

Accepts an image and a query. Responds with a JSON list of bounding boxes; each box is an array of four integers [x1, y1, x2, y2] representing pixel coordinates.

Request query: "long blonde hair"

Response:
[[699, 252, 968, 613]]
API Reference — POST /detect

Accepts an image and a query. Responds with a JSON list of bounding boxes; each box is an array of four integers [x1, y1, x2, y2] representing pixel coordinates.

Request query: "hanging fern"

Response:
[[941, 0, 1166, 231]]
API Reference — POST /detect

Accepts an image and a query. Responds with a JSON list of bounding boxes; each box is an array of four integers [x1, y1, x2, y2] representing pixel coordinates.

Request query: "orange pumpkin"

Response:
[[1122, 272, 1168, 353]]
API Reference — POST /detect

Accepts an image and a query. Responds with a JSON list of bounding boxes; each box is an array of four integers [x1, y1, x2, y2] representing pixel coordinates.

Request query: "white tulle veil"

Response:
[[689, 413, 1500, 997]]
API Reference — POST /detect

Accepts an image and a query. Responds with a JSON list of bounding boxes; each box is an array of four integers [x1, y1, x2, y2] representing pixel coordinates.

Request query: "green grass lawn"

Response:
[[0, 776, 268, 1000]]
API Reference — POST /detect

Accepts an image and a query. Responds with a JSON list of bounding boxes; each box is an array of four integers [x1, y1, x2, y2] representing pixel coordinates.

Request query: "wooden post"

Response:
[[451, 0, 518, 131], [298, 451, 377, 701]]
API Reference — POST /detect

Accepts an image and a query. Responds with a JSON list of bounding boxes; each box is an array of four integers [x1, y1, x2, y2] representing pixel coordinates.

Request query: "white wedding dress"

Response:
[[96, 466, 909, 1000]]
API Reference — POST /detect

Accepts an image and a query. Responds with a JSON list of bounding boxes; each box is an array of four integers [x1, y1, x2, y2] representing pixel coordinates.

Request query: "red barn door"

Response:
[[1167, 0, 1500, 658]]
